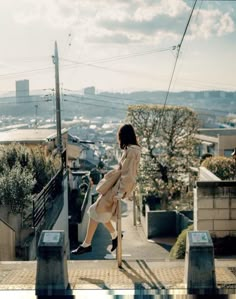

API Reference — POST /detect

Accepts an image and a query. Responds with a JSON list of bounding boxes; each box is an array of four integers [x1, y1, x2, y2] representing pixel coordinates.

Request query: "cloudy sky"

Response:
[[0, 0, 235, 95]]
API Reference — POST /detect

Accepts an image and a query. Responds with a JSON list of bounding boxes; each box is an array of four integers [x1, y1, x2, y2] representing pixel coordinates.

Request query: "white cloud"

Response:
[[134, 0, 189, 21], [14, 0, 79, 28], [190, 9, 235, 39], [217, 12, 234, 36], [12, 0, 236, 45]]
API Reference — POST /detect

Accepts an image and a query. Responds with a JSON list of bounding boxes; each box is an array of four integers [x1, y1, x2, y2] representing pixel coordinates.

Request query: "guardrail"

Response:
[[32, 169, 63, 231]]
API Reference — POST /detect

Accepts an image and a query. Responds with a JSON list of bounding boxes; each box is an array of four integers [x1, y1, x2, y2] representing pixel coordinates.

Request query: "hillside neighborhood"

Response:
[[0, 83, 236, 261]]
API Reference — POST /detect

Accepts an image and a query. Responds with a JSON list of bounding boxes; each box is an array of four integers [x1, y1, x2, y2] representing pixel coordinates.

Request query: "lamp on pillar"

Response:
[[231, 148, 236, 179]]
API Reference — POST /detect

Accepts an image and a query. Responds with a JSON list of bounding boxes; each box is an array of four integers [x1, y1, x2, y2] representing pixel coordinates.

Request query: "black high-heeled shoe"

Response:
[[111, 234, 123, 252], [71, 245, 92, 255]]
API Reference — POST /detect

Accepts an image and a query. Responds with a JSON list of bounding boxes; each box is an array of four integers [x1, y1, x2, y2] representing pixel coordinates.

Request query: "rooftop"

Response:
[[198, 128, 236, 137], [0, 128, 68, 144]]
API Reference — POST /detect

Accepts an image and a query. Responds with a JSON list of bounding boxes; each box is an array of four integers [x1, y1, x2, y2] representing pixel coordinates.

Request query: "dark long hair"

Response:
[[117, 123, 139, 149]]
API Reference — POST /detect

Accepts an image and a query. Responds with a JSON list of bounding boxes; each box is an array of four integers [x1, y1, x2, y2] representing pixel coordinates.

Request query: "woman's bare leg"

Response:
[[104, 220, 116, 234], [83, 217, 98, 245], [104, 220, 118, 240], [104, 220, 122, 252], [71, 217, 98, 254]]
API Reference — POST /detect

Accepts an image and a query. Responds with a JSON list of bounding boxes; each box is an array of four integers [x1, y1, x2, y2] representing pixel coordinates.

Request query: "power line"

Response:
[[171, 0, 203, 91], [0, 99, 51, 105], [0, 66, 54, 79], [63, 98, 126, 112], [94, 47, 174, 63], [0, 91, 52, 98], [0, 94, 52, 101], [62, 46, 173, 66], [156, 0, 198, 132], [60, 46, 174, 75], [165, 0, 198, 106], [64, 90, 136, 105], [63, 93, 127, 108], [0, 45, 173, 80], [61, 58, 124, 73], [64, 88, 163, 105]]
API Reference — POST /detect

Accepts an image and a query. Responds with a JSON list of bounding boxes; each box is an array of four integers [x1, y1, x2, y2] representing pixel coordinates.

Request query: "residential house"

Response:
[[195, 128, 236, 157], [0, 127, 68, 157]]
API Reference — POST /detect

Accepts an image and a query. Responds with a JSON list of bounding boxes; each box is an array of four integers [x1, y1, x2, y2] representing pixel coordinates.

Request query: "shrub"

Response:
[[201, 156, 235, 180], [169, 224, 193, 259]]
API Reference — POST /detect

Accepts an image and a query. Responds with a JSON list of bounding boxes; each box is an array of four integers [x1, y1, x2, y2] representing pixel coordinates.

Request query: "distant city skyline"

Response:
[[0, 0, 235, 95]]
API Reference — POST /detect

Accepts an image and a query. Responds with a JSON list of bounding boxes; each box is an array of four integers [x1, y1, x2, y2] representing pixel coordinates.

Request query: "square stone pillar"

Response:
[[36, 230, 69, 296], [184, 231, 216, 294]]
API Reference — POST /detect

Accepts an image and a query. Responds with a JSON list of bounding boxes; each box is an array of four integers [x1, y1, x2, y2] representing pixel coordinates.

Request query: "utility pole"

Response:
[[52, 41, 63, 160], [52, 89, 55, 123], [34, 104, 38, 128]]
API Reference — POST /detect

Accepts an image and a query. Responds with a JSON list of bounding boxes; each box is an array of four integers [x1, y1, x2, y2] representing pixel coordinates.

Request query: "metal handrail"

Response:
[[32, 169, 63, 230]]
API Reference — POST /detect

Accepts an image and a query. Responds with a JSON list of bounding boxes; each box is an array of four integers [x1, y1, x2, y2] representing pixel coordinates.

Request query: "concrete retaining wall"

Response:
[[176, 211, 193, 235], [141, 204, 193, 239], [52, 173, 70, 257], [0, 218, 15, 260], [194, 181, 236, 238]]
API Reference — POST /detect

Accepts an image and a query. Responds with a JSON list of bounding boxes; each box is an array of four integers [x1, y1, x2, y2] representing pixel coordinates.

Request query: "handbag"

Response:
[[96, 168, 121, 195]]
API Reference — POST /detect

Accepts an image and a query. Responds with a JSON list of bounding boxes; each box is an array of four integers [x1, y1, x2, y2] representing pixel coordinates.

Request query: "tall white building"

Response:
[[16, 79, 29, 102]]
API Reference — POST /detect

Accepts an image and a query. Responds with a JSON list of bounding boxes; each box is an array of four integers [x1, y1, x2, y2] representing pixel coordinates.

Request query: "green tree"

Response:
[[127, 104, 198, 209], [0, 144, 60, 215], [30, 147, 59, 193], [0, 162, 36, 215], [201, 156, 235, 180], [0, 144, 60, 194], [0, 144, 30, 170]]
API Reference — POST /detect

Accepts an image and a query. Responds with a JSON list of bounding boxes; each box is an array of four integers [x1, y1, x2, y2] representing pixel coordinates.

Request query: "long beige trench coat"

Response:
[[88, 145, 141, 223]]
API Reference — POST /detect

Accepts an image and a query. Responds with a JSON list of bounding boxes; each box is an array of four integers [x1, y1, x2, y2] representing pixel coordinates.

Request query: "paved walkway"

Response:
[[0, 259, 236, 296], [70, 200, 169, 261]]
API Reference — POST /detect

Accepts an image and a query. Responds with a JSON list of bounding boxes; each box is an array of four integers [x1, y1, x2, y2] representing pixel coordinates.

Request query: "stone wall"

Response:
[[194, 181, 236, 238]]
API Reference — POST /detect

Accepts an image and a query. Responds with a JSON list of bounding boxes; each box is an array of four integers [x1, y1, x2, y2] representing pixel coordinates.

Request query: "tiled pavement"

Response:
[[0, 259, 236, 295]]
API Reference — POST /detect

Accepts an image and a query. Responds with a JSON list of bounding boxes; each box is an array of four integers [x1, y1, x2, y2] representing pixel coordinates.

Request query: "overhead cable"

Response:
[[156, 0, 198, 132], [63, 98, 126, 112]]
